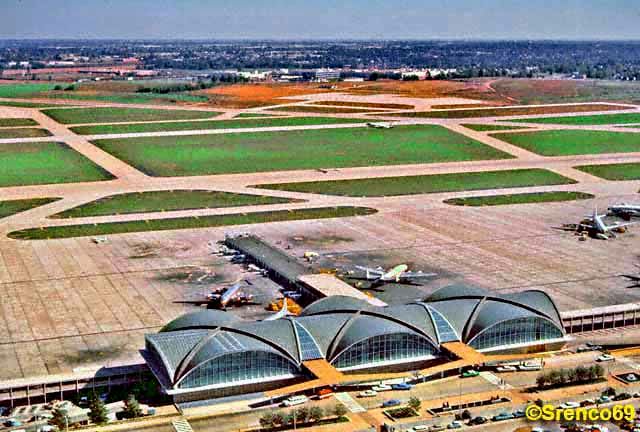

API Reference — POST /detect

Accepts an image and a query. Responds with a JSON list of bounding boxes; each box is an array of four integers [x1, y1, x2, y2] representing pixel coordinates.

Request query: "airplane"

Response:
[[608, 203, 640, 220], [349, 264, 437, 287], [367, 122, 393, 129], [580, 208, 638, 240], [174, 281, 256, 310]]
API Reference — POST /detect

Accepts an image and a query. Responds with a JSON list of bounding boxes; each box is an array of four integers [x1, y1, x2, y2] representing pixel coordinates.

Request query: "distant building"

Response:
[[315, 68, 340, 82]]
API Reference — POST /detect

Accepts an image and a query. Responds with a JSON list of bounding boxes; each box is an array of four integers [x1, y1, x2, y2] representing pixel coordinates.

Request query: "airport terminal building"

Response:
[[145, 285, 567, 402]]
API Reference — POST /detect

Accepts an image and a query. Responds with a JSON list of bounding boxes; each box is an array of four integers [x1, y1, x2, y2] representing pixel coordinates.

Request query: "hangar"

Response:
[[144, 285, 567, 402]]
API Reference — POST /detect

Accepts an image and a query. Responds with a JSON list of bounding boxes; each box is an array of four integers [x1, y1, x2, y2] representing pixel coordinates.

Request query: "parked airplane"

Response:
[[351, 264, 436, 287], [264, 296, 288, 321], [608, 203, 640, 220], [581, 208, 638, 240], [175, 281, 256, 309]]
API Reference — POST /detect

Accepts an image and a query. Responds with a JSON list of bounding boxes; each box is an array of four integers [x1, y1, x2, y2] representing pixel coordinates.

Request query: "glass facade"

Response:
[[294, 322, 323, 361], [468, 317, 564, 351], [332, 332, 437, 370], [426, 306, 459, 343], [178, 351, 299, 389]]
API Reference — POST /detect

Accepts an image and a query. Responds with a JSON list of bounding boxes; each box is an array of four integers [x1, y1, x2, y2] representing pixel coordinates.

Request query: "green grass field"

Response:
[[0, 118, 38, 127], [491, 130, 640, 156], [40, 92, 208, 104], [0, 198, 61, 219], [42, 107, 220, 124], [9, 206, 377, 240], [70, 117, 365, 135], [52, 190, 302, 218], [444, 191, 594, 207], [92, 125, 512, 177], [254, 169, 575, 197], [461, 124, 530, 132], [0, 128, 52, 139], [0, 101, 62, 108], [0, 141, 114, 187], [0, 83, 60, 98], [386, 104, 625, 119], [575, 163, 640, 181], [267, 105, 387, 114], [509, 112, 640, 125]]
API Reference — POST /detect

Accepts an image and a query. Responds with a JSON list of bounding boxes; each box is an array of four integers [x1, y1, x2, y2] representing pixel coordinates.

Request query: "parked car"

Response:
[[495, 365, 517, 373], [282, 395, 308, 407], [382, 399, 402, 408], [596, 395, 612, 404], [596, 354, 615, 362], [614, 392, 631, 401], [492, 412, 514, 421], [468, 416, 488, 425], [518, 361, 542, 371], [512, 409, 525, 418], [447, 421, 463, 429], [412, 425, 430, 431], [461, 369, 479, 378], [4, 419, 22, 427], [626, 374, 638, 382], [428, 425, 445, 432], [391, 383, 414, 391], [559, 401, 580, 409], [372, 384, 392, 392], [316, 388, 333, 399], [580, 399, 595, 406], [358, 390, 378, 398]]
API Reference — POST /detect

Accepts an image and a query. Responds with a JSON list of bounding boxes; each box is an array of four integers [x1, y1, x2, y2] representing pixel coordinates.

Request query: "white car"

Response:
[[358, 390, 378, 398], [282, 395, 308, 407], [596, 354, 615, 362], [411, 426, 430, 432], [447, 420, 463, 429], [495, 365, 517, 372], [559, 401, 580, 409], [372, 384, 392, 392]]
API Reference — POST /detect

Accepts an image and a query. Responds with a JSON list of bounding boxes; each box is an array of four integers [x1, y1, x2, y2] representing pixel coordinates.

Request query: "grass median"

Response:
[[508, 112, 640, 125], [9, 206, 378, 240], [91, 124, 512, 177], [0, 118, 38, 127], [1, 198, 61, 220], [491, 129, 640, 156], [0, 128, 52, 139], [70, 116, 364, 135], [386, 104, 626, 119], [0, 141, 115, 187], [461, 124, 530, 132], [254, 169, 576, 197], [444, 191, 594, 207], [574, 163, 640, 180], [42, 107, 219, 124], [52, 190, 302, 218]]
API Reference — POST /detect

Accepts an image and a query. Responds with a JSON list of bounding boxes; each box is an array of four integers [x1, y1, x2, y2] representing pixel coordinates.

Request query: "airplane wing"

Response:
[[174, 300, 210, 305], [355, 265, 384, 276], [399, 271, 438, 280]]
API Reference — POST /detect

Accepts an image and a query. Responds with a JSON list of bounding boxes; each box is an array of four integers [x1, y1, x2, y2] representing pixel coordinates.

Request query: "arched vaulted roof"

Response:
[[146, 285, 565, 389]]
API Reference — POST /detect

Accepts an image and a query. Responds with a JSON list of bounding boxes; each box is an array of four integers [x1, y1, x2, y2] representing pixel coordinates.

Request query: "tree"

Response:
[[88, 394, 109, 425], [536, 373, 548, 389], [123, 394, 143, 419], [333, 403, 348, 418], [309, 406, 324, 422], [271, 411, 284, 426], [296, 406, 310, 423], [259, 412, 275, 429], [576, 366, 589, 382], [548, 370, 561, 386], [593, 364, 605, 379], [49, 407, 69, 430], [567, 368, 577, 384], [461, 409, 472, 420], [408, 396, 421, 411]]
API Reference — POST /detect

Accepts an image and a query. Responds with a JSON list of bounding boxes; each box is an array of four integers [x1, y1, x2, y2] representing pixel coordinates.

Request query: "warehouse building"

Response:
[[144, 285, 566, 402]]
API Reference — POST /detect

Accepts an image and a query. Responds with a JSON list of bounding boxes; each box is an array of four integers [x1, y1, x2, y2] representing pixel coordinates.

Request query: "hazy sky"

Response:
[[3, 0, 640, 40]]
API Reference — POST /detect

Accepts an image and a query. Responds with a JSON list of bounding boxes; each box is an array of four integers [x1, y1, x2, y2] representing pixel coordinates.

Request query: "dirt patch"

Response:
[[154, 265, 224, 285], [288, 234, 355, 246], [128, 241, 191, 259], [197, 83, 331, 108], [60, 346, 124, 366]]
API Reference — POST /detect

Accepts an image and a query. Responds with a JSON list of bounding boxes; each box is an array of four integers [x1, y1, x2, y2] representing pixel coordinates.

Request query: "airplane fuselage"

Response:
[[381, 264, 409, 281]]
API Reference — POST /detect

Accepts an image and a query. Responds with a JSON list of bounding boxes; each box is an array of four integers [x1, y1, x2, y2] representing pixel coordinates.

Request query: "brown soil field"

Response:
[[387, 103, 630, 119], [308, 100, 414, 109], [197, 83, 332, 108]]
